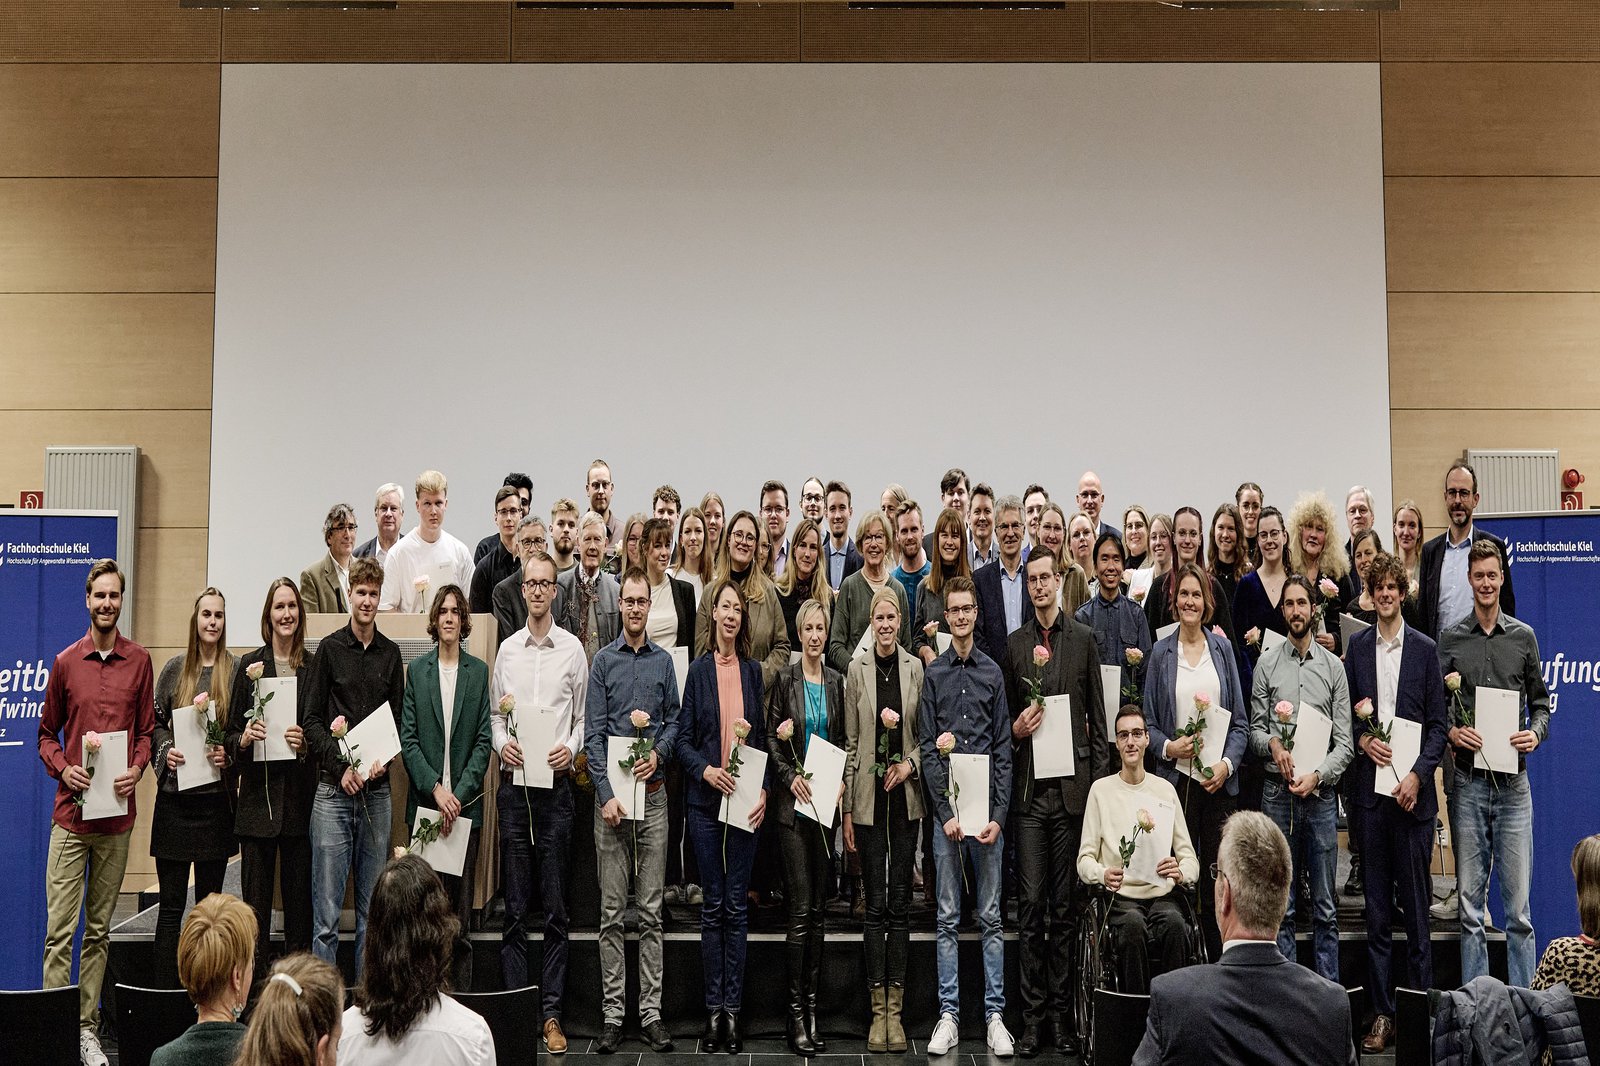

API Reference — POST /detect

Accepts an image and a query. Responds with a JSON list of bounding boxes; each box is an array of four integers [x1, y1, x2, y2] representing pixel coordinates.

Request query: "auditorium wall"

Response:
[[2, 0, 1595, 887]]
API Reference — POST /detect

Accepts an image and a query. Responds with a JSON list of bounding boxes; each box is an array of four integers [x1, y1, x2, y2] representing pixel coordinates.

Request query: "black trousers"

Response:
[[1015, 782, 1083, 1026], [239, 834, 313, 984], [1106, 895, 1188, 993], [499, 779, 572, 1022], [857, 812, 916, 987], [779, 815, 831, 995], [1178, 778, 1235, 960], [153, 857, 228, 987], [1353, 801, 1433, 1018], [439, 826, 481, 992]]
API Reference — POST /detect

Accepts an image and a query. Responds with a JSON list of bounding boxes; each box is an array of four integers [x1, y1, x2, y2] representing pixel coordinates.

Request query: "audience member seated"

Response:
[[235, 953, 344, 1066], [340, 853, 494, 1065], [1534, 833, 1600, 997], [1133, 811, 1355, 1066], [151, 893, 257, 1066]]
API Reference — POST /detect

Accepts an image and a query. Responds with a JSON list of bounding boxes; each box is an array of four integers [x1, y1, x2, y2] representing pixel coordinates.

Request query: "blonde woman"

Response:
[[879, 483, 909, 531], [671, 506, 713, 604], [1038, 503, 1090, 617], [235, 954, 343, 1066], [776, 518, 834, 649], [1287, 491, 1351, 653], [1392, 500, 1425, 609], [151, 893, 257, 1066], [693, 509, 791, 688], [829, 510, 909, 673], [151, 587, 238, 987], [700, 492, 727, 563]]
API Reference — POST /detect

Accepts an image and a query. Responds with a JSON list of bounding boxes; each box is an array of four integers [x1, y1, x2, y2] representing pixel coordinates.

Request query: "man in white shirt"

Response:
[[1078, 705, 1198, 995], [379, 470, 474, 613], [354, 482, 405, 564], [492, 552, 589, 1054]]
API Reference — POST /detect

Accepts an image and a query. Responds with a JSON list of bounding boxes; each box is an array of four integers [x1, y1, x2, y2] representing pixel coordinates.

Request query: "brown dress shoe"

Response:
[[1361, 1014, 1394, 1054], [543, 1018, 569, 1054]]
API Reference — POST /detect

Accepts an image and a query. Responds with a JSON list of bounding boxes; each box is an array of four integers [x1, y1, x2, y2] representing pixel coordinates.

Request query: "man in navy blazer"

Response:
[[1134, 811, 1356, 1066], [1343, 552, 1448, 1053], [1415, 461, 1514, 640], [973, 495, 1029, 664]]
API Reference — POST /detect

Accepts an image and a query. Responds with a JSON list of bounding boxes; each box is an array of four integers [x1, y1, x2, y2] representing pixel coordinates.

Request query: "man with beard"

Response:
[[548, 498, 581, 574], [1417, 461, 1514, 640]]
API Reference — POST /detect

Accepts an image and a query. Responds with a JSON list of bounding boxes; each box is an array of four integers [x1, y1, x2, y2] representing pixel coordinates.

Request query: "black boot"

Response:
[[724, 1011, 743, 1054], [1343, 850, 1364, 897], [702, 1009, 724, 1053], [804, 914, 826, 1051]]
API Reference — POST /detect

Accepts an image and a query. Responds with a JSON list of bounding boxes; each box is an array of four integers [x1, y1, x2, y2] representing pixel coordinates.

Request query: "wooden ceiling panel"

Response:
[[515, 3, 799, 63], [223, 3, 510, 63], [1090, 2, 1376, 62], [801, 2, 1088, 63], [1380, 0, 1600, 62], [0, 1, 219, 62]]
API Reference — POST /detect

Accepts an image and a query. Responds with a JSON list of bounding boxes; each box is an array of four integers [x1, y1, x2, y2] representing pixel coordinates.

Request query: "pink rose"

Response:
[[936, 731, 956, 756], [1212, 625, 1226, 639], [629, 709, 651, 731], [1033, 644, 1051, 669], [1273, 701, 1294, 724], [414, 575, 430, 591], [1194, 692, 1211, 713], [1245, 627, 1261, 647], [776, 719, 795, 742], [880, 708, 900, 729], [732, 718, 751, 741], [1319, 577, 1339, 599], [923, 621, 939, 637], [83, 731, 103, 755], [1136, 808, 1156, 833], [245, 661, 265, 682], [1444, 672, 1461, 693], [193, 692, 210, 710], [330, 715, 348, 738], [1125, 647, 1144, 667], [1354, 698, 1374, 721]]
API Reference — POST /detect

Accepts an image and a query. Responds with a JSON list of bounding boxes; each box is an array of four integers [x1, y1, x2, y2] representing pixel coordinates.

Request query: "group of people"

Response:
[[37, 457, 1572, 1066]]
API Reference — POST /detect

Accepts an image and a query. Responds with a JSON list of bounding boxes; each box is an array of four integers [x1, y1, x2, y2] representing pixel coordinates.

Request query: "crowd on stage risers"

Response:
[[38, 459, 1596, 1066]]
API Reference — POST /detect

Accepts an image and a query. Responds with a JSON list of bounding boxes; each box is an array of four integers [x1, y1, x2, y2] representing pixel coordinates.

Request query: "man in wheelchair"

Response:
[[1077, 705, 1201, 992]]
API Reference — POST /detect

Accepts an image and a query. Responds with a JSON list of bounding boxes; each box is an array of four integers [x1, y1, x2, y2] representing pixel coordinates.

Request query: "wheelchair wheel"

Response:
[[1076, 895, 1116, 1064]]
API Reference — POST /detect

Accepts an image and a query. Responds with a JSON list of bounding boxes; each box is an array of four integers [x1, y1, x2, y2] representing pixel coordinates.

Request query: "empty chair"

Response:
[[1394, 986, 1433, 1066], [1094, 988, 1153, 1066], [454, 986, 541, 1066], [0, 985, 80, 1066], [114, 985, 198, 1066]]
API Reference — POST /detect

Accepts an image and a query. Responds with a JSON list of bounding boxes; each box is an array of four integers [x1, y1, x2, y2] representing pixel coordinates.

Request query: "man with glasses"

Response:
[[476, 473, 534, 562], [1077, 704, 1198, 994], [1005, 546, 1109, 1056], [491, 515, 547, 640], [493, 551, 589, 1054], [556, 512, 621, 664], [760, 480, 792, 578], [1417, 461, 1515, 641], [470, 486, 529, 614], [1076, 472, 1117, 540], [354, 482, 405, 564], [799, 477, 826, 524], [301, 502, 358, 613], [823, 480, 861, 591], [586, 459, 619, 551], [974, 495, 1029, 663]]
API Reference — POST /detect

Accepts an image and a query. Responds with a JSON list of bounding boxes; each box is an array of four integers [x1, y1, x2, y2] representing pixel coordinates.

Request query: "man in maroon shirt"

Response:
[[37, 558, 153, 1066]]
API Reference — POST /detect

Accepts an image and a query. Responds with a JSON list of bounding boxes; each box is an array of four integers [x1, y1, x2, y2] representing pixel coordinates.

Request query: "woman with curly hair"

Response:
[[1286, 491, 1350, 654], [340, 853, 493, 1064]]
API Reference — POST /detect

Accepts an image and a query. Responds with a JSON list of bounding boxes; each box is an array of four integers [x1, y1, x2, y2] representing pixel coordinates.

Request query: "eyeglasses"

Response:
[[1445, 488, 1475, 500], [496, 506, 524, 518], [1209, 862, 1227, 884], [761, 505, 787, 516], [729, 530, 758, 545], [621, 597, 651, 609], [801, 493, 824, 504], [1115, 729, 1147, 741], [331, 523, 357, 533], [589, 479, 612, 491], [945, 604, 977, 617], [522, 579, 556, 592], [1026, 574, 1055, 587]]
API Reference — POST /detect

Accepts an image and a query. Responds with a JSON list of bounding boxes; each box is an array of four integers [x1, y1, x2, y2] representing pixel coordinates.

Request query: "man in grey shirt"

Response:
[[1249, 574, 1353, 981], [1437, 540, 1549, 988]]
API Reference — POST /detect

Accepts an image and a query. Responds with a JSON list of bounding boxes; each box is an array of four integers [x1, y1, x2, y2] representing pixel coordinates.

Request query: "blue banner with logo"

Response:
[[0, 511, 119, 989], [1477, 511, 1600, 952]]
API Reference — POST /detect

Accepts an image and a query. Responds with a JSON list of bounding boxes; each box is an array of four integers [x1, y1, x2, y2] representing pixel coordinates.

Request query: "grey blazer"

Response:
[[841, 647, 925, 825], [554, 566, 620, 650]]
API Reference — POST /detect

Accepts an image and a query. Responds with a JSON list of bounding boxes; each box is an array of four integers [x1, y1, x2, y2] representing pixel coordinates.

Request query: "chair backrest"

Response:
[[1094, 988, 1153, 1066], [1394, 986, 1432, 1066], [1575, 994, 1600, 1061], [1345, 986, 1366, 1063], [0, 985, 80, 1066], [453, 985, 540, 1066], [114, 984, 198, 1066]]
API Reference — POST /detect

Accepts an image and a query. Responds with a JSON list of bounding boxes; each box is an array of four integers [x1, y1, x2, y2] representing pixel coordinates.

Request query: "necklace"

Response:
[[875, 654, 896, 683]]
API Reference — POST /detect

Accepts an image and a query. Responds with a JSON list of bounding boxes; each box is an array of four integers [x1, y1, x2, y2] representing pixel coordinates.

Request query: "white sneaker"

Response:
[[987, 1014, 1015, 1057], [928, 1012, 960, 1055], [80, 1028, 108, 1066], [1430, 889, 1459, 921]]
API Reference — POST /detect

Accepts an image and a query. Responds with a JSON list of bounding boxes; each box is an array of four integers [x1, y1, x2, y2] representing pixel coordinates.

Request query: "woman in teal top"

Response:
[[765, 599, 846, 1056], [151, 893, 255, 1066]]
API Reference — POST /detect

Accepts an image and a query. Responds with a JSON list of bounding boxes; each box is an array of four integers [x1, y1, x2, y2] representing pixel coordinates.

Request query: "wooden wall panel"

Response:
[[1090, 3, 1376, 63], [800, 3, 1088, 63], [1391, 409, 1600, 534], [1380, 0, 1600, 62], [0, 64, 219, 178], [514, 3, 799, 63], [222, 3, 510, 63], [0, 295, 214, 409], [0, 1, 219, 63], [0, 178, 216, 293], [0, 410, 211, 530], [1384, 177, 1600, 293], [1389, 293, 1600, 411], [1382, 64, 1600, 177], [134, 528, 211, 650]]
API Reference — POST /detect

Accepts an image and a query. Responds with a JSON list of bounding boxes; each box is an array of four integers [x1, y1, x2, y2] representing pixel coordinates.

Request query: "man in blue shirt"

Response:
[[919, 576, 1014, 1057], [1075, 532, 1152, 705], [891, 502, 931, 612]]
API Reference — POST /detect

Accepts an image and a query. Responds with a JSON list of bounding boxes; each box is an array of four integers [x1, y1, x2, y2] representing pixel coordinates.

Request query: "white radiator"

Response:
[[45, 446, 141, 635], [1465, 448, 1560, 515]]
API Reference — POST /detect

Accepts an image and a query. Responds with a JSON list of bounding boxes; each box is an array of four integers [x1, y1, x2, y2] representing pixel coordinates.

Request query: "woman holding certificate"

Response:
[[841, 586, 925, 1053], [226, 577, 316, 983], [679, 579, 770, 1054], [765, 599, 846, 1056], [150, 588, 239, 988], [1141, 564, 1249, 957]]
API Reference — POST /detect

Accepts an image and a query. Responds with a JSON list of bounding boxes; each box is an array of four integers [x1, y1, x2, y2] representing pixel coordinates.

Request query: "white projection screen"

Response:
[[212, 63, 1388, 599]]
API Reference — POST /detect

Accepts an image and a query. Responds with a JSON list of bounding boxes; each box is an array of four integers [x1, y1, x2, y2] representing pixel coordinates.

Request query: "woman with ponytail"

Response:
[[235, 954, 343, 1066]]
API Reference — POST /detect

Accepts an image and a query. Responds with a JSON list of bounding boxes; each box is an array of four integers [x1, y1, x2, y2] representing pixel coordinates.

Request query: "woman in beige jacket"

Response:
[[841, 585, 924, 1053]]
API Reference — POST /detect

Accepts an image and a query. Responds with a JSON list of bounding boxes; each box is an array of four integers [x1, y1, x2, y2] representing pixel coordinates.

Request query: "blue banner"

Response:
[[0, 511, 119, 990], [1477, 511, 1600, 953]]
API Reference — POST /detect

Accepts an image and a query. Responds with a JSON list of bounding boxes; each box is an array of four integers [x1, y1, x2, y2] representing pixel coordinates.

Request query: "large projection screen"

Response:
[[212, 63, 1387, 598]]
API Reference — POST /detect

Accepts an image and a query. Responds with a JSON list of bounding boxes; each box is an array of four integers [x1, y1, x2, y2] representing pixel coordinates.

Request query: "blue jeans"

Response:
[[1451, 770, 1535, 987], [931, 827, 1006, 1021], [688, 805, 758, 1012], [1262, 778, 1339, 980], [310, 779, 391, 974]]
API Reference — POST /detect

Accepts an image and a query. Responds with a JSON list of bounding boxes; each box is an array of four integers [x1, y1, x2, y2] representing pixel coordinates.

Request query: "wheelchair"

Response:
[[1075, 883, 1207, 1065]]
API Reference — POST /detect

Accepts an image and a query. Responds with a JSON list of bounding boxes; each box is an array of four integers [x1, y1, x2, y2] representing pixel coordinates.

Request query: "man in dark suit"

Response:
[[1003, 546, 1110, 1057], [1342, 551, 1448, 1054], [553, 513, 620, 662], [353, 482, 405, 564], [973, 494, 1028, 664], [1075, 471, 1119, 542], [1135, 811, 1356, 1066], [823, 480, 863, 591], [1416, 461, 1514, 640]]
